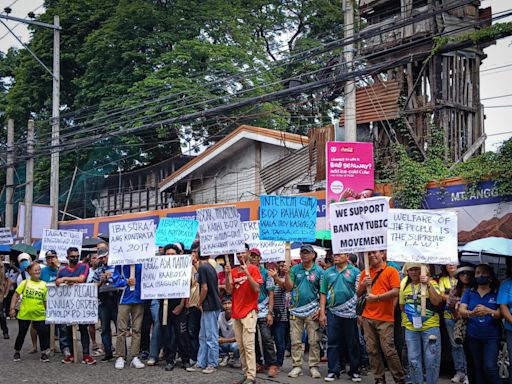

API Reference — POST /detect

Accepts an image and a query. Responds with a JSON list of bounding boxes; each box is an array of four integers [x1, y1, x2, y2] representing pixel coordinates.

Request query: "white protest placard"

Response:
[[141, 255, 192, 299], [197, 206, 245, 256], [329, 197, 390, 254], [387, 209, 458, 265], [0, 228, 13, 245], [109, 220, 156, 266], [241, 221, 285, 263], [41, 229, 83, 262], [45, 283, 98, 325]]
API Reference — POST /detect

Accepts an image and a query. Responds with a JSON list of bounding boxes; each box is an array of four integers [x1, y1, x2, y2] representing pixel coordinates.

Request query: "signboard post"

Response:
[[40, 229, 83, 262], [196, 206, 245, 256]]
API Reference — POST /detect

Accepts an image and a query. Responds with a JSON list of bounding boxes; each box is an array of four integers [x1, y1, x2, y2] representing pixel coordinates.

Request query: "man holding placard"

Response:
[[284, 244, 324, 379], [356, 250, 405, 384], [56, 247, 96, 365], [225, 245, 263, 384]]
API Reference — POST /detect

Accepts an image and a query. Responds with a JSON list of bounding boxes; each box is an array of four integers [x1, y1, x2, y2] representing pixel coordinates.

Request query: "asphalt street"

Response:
[[0, 318, 452, 384]]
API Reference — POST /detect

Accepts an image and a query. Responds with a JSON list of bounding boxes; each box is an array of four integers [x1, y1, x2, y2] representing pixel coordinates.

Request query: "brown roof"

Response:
[[339, 81, 401, 126], [158, 125, 308, 190], [459, 213, 512, 243]]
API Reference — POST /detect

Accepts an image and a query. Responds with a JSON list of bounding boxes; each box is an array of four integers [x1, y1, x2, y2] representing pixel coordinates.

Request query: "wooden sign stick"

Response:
[[130, 264, 135, 291], [364, 252, 371, 294], [285, 242, 291, 267], [49, 324, 55, 356], [421, 265, 427, 317], [162, 299, 169, 326], [72, 324, 79, 363]]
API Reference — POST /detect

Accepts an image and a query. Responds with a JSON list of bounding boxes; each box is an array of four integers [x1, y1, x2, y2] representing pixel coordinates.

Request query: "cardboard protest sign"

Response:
[[141, 254, 193, 299], [240, 220, 285, 263], [387, 209, 458, 264], [109, 219, 156, 265], [0, 228, 13, 245], [40, 229, 83, 262], [197, 206, 245, 256], [155, 218, 198, 250], [329, 197, 390, 253], [259, 195, 317, 242], [46, 283, 98, 325]]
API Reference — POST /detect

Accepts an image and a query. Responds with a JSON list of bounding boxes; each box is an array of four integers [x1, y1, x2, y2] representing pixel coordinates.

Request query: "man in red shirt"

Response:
[[225, 245, 263, 384]]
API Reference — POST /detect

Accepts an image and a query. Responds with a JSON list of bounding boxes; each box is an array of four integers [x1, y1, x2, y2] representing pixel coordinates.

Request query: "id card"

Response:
[[412, 316, 423, 329]]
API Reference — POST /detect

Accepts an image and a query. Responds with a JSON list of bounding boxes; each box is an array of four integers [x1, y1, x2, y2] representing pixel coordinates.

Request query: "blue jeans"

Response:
[[444, 318, 467, 374], [197, 310, 220, 368], [58, 324, 69, 353], [467, 335, 500, 384], [327, 312, 360, 375], [404, 327, 441, 384], [149, 300, 161, 360], [272, 321, 287, 367], [220, 342, 240, 358], [99, 301, 118, 356]]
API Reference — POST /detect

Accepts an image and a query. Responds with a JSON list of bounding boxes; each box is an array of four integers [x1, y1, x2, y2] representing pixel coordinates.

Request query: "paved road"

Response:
[[0, 319, 452, 384]]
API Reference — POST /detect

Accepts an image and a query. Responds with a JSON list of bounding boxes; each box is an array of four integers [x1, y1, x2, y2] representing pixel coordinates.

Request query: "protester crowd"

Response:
[[3, 241, 512, 384]]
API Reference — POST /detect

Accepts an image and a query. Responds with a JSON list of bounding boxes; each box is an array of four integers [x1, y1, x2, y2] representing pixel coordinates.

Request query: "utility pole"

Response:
[[24, 120, 34, 244], [50, 15, 60, 229], [343, 0, 357, 141], [5, 119, 14, 230]]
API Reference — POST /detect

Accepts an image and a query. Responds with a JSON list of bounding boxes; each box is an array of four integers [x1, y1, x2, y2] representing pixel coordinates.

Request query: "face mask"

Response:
[[476, 276, 491, 285], [97, 261, 105, 268], [20, 260, 30, 271], [68, 257, 79, 266]]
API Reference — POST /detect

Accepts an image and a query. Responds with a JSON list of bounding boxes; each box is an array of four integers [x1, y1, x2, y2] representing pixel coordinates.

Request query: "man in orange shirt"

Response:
[[356, 250, 405, 384]]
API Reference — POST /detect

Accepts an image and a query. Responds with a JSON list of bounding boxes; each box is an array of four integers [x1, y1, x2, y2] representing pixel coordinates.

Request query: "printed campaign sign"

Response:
[[330, 197, 390, 253], [46, 283, 98, 325], [40, 229, 83, 262], [197, 206, 245, 256], [0, 228, 13, 245], [155, 218, 198, 249], [259, 195, 317, 242], [387, 209, 458, 265], [109, 220, 156, 265], [141, 254, 192, 299], [241, 221, 285, 263]]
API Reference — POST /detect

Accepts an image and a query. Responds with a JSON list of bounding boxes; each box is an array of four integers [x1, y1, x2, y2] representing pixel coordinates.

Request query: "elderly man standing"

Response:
[[284, 244, 324, 379], [356, 250, 405, 384]]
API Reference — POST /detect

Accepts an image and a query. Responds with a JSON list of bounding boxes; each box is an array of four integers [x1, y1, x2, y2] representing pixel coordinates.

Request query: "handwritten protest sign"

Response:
[[240, 221, 285, 263], [259, 195, 317, 242], [155, 218, 198, 249], [109, 220, 156, 265], [197, 206, 245, 256], [0, 228, 13, 245], [41, 229, 83, 262], [141, 255, 193, 299], [387, 209, 458, 264], [329, 197, 389, 253], [46, 283, 98, 325]]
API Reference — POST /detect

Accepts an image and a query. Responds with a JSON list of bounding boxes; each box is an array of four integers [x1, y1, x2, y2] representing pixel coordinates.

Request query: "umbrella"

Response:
[[316, 230, 331, 241], [0, 245, 11, 254], [460, 237, 512, 265], [11, 243, 38, 258]]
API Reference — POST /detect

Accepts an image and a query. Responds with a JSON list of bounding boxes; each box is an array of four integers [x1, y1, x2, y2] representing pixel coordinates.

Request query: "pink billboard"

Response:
[[326, 142, 374, 204]]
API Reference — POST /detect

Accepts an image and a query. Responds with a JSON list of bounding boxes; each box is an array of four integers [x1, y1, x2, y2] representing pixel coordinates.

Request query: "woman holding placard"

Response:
[[458, 264, 501, 384], [399, 263, 442, 384], [9, 262, 50, 363]]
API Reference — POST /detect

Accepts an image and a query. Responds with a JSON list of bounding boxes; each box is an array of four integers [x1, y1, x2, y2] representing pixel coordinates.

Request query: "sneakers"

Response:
[[147, 357, 157, 366], [202, 366, 217, 374], [288, 367, 303, 378], [310, 367, 322, 379], [324, 373, 339, 382], [62, 355, 74, 364], [101, 355, 113, 362], [115, 357, 125, 370], [463, 377, 469, 384], [351, 373, 362, 382], [13, 352, 20, 362], [451, 372, 466, 383], [131, 357, 145, 369], [268, 365, 279, 378], [219, 355, 229, 367], [186, 363, 204, 372], [40, 353, 50, 363], [82, 355, 97, 365], [230, 357, 242, 368], [165, 361, 175, 371], [92, 348, 104, 357], [182, 361, 191, 370]]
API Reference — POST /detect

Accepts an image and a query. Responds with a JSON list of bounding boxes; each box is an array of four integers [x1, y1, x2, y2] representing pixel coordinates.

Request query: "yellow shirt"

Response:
[[438, 276, 457, 319], [399, 280, 440, 331], [16, 279, 47, 321]]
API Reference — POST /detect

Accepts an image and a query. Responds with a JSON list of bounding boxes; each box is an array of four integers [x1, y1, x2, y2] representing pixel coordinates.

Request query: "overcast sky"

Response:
[[0, 0, 510, 151]]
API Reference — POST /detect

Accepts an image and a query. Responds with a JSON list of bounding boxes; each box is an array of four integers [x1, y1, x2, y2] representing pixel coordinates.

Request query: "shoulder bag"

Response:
[[356, 267, 386, 316]]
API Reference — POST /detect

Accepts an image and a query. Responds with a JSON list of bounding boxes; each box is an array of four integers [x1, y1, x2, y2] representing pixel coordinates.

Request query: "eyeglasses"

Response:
[[458, 271, 473, 276]]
